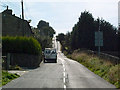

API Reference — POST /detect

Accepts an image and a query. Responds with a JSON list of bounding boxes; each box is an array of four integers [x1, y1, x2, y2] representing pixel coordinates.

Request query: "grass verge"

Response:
[[2, 70, 20, 86], [67, 52, 120, 88]]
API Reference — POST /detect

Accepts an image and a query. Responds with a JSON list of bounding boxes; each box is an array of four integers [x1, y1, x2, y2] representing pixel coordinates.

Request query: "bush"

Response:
[[2, 36, 42, 55]]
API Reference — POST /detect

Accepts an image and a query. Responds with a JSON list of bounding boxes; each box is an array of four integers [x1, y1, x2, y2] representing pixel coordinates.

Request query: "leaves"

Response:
[[2, 36, 42, 55], [57, 11, 118, 52]]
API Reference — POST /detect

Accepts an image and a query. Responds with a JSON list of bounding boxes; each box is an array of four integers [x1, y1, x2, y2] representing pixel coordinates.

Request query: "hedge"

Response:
[[2, 36, 42, 55]]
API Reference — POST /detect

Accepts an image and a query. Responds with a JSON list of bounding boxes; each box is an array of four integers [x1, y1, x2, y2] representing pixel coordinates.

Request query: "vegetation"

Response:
[[2, 36, 42, 68], [32, 20, 56, 50], [32, 28, 53, 50], [57, 11, 119, 55], [67, 51, 120, 88], [2, 36, 42, 55], [56, 11, 119, 88], [37, 20, 55, 38], [2, 70, 20, 86], [57, 32, 71, 53]]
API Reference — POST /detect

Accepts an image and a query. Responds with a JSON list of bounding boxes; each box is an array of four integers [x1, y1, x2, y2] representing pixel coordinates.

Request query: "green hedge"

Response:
[[2, 36, 42, 55]]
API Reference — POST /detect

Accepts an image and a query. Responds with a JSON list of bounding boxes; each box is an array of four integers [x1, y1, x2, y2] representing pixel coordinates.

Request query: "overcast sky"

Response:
[[0, 0, 119, 34]]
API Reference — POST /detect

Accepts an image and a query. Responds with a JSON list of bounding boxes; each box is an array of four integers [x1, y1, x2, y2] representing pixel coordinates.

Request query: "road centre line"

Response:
[[63, 77, 65, 83], [64, 68, 65, 71], [63, 72, 65, 77], [59, 58, 67, 89], [64, 85, 66, 89]]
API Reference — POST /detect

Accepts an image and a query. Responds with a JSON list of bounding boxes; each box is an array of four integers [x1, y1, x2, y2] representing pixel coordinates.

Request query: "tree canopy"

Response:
[[37, 20, 55, 38], [32, 20, 56, 50], [57, 11, 119, 53]]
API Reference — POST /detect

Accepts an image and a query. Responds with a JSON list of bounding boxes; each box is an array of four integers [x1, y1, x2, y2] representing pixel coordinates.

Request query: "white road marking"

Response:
[[63, 78, 65, 83], [59, 58, 67, 89], [63, 72, 65, 77], [64, 68, 65, 71], [64, 85, 66, 89]]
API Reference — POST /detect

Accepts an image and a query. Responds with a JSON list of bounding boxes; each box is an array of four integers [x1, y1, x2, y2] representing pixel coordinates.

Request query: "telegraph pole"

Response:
[[98, 20, 101, 56], [21, 0, 24, 20], [95, 19, 103, 57], [21, 0, 24, 36], [7, 6, 8, 10]]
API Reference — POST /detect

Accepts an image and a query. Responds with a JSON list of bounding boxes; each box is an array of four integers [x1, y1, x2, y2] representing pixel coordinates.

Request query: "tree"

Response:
[[70, 11, 95, 50], [32, 27, 53, 50], [37, 20, 49, 29], [56, 33, 65, 42], [32, 20, 56, 50], [37, 20, 55, 38], [58, 10, 118, 53]]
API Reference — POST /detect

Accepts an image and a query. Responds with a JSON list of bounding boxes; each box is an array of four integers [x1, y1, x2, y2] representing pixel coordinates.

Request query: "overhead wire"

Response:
[[0, 0, 22, 19], [0, 1, 8, 7], [0, 0, 34, 22], [0, 1, 8, 12], [0, 4, 7, 8], [1, 0, 20, 9], [6, 1, 20, 9]]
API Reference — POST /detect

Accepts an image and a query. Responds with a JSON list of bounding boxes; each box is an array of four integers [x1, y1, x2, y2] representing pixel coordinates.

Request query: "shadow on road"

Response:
[[44, 60, 57, 63]]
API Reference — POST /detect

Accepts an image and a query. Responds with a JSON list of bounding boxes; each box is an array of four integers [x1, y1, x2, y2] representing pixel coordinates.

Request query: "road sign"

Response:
[[95, 32, 103, 40], [95, 39, 103, 46], [95, 31, 103, 46]]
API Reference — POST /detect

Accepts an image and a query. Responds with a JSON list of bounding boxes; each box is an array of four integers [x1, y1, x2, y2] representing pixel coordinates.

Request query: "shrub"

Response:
[[107, 64, 120, 86], [2, 36, 42, 55]]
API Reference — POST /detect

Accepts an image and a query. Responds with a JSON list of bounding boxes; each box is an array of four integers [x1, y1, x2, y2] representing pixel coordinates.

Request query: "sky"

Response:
[[0, 0, 119, 34]]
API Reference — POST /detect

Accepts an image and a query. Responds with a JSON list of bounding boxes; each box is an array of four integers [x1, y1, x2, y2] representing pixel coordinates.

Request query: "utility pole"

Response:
[[95, 19, 103, 56], [7, 6, 8, 10], [98, 20, 101, 56], [21, 0, 24, 36], [21, 0, 24, 20]]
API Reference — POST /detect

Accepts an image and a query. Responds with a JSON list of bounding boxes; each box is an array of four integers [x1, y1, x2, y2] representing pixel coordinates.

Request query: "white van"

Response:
[[44, 48, 57, 63]]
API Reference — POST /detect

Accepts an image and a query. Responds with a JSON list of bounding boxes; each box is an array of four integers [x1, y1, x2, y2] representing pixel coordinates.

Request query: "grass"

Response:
[[67, 52, 120, 88], [2, 70, 20, 86]]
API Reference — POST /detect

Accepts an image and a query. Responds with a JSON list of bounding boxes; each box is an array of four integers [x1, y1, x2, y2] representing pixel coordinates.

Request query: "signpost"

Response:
[[95, 31, 103, 56], [95, 31, 103, 46], [95, 20, 103, 56]]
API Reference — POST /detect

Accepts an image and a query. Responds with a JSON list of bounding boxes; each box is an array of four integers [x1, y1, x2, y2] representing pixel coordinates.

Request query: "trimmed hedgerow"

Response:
[[2, 36, 42, 55]]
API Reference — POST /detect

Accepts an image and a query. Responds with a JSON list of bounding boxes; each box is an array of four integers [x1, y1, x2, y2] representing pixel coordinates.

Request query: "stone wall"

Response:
[[10, 53, 42, 68]]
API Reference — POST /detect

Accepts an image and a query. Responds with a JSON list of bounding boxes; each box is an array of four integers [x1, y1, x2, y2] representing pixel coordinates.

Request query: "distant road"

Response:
[[2, 38, 116, 89]]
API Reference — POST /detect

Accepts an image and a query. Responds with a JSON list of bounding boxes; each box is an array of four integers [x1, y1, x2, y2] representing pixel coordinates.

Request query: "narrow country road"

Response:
[[2, 38, 116, 89]]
